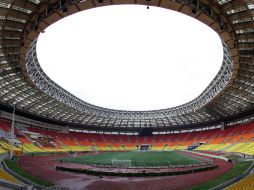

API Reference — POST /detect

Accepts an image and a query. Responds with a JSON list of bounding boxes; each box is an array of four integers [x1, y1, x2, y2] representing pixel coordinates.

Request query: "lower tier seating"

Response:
[[0, 119, 253, 155], [226, 174, 254, 190], [0, 168, 22, 185]]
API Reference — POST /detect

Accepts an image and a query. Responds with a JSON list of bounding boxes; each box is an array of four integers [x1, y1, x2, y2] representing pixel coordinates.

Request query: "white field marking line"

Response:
[[184, 151, 229, 161]]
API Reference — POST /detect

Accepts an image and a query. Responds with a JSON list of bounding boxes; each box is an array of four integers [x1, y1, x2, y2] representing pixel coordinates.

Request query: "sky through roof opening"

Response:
[[37, 5, 223, 111]]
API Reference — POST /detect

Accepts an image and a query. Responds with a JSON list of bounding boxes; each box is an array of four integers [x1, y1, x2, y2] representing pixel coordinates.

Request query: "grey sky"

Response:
[[37, 5, 223, 111]]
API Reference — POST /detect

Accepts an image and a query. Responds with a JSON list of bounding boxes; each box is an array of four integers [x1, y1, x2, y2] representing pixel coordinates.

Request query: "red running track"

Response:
[[17, 152, 233, 190]]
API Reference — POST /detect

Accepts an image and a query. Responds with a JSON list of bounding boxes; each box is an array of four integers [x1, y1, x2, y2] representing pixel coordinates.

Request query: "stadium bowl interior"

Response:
[[0, 0, 254, 190]]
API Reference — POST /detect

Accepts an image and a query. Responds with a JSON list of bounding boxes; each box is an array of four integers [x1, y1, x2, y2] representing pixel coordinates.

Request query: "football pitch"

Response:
[[60, 151, 201, 166]]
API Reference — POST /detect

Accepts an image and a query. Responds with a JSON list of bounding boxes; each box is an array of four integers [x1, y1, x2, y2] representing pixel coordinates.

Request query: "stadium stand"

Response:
[[0, 168, 22, 185], [0, 120, 253, 156], [0, 147, 7, 154], [226, 174, 254, 190], [0, 119, 253, 190]]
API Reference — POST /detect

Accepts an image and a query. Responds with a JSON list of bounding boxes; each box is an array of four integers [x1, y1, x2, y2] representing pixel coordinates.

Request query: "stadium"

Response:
[[0, 0, 254, 190]]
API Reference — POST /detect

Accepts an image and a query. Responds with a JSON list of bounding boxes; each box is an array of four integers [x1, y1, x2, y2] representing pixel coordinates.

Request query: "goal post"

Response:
[[112, 159, 132, 167]]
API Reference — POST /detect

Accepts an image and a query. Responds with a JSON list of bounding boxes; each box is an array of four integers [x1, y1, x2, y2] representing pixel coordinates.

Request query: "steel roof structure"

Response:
[[0, 0, 253, 130]]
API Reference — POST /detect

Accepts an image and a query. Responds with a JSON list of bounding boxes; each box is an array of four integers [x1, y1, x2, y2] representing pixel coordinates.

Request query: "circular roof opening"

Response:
[[37, 5, 223, 111]]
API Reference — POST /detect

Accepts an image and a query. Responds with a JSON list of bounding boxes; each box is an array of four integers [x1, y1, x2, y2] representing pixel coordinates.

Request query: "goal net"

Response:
[[112, 159, 131, 167]]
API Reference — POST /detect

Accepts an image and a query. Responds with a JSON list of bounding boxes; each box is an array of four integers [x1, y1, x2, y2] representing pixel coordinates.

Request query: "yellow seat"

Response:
[[226, 174, 254, 190], [0, 168, 22, 185]]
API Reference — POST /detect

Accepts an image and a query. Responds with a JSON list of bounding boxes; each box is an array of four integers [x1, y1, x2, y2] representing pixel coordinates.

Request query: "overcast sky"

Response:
[[37, 5, 223, 111]]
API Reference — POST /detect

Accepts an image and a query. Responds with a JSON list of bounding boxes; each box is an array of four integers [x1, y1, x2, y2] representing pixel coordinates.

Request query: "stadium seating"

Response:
[[194, 122, 254, 154], [226, 174, 254, 190], [0, 168, 22, 185], [0, 119, 254, 155], [0, 147, 7, 154]]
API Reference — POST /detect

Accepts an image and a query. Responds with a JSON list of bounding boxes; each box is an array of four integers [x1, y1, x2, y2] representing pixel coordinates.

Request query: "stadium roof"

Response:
[[0, 0, 253, 130]]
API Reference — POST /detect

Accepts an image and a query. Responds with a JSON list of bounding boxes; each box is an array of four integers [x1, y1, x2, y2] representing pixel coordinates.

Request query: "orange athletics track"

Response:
[[18, 152, 233, 190]]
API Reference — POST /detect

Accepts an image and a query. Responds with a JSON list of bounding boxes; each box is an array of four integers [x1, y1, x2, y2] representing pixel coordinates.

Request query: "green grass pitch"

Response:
[[60, 151, 201, 166]]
